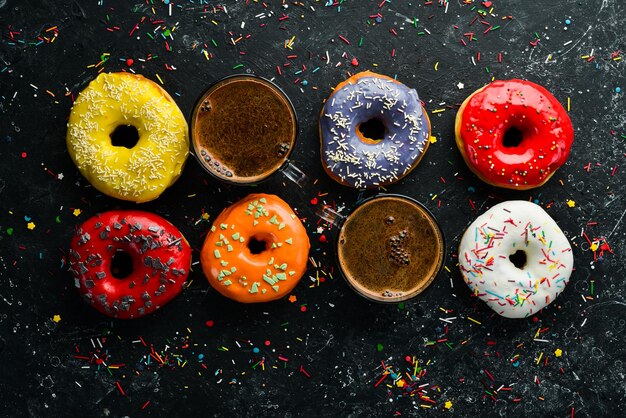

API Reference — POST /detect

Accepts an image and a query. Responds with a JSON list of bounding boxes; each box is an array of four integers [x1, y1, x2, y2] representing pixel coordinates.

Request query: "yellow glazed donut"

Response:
[[66, 72, 189, 203]]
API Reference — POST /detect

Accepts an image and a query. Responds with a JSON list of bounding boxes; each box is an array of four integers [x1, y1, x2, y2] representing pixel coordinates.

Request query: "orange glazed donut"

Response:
[[69, 211, 192, 319], [455, 79, 574, 190], [200, 194, 310, 303]]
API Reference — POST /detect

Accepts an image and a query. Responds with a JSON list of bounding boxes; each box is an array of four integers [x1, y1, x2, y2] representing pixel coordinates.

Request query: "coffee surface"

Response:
[[337, 196, 444, 300], [192, 77, 296, 182]]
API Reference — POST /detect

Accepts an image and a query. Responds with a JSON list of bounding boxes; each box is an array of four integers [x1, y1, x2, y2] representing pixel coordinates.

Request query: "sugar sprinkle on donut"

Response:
[[319, 71, 431, 189], [454, 79, 574, 190], [459, 200, 574, 319], [200, 194, 310, 303], [67, 72, 189, 202]]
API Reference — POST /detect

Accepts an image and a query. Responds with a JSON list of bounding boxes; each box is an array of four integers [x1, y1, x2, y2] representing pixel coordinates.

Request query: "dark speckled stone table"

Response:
[[1, 1, 625, 417]]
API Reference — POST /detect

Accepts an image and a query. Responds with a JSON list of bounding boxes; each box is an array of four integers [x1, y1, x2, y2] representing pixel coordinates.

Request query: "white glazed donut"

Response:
[[458, 200, 573, 318]]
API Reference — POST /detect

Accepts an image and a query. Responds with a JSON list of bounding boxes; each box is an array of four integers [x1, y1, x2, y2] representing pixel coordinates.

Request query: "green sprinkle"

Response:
[[253, 220, 259, 226], [220, 260, 229, 267], [276, 263, 287, 271], [249, 282, 259, 293], [269, 215, 279, 225], [376, 343, 384, 352], [272, 285, 280, 292], [259, 197, 267, 203], [289, 271, 296, 276], [232, 232, 240, 240], [221, 269, 231, 276], [239, 237, 245, 243], [227, 245, 233, 252], [278, 223, 285, 230], [263, 276, 276, 285], [223, 280, 232, 286], [211, 38, 218, 47], [6, 228, 13, 236], [231, 267, 237, 272], [220, 223, 228, 230], [285, 238, 293, 245], [271, 243, 277, 249], [268, 257, 274, 265], [232, 64, 244, 69], [261, 288, 267, 294], [276, 273, 287, 281], [290, 214, 296, 219], [358, 36, 363, 47], [210, 225, 216, 232], [55, 216, 61, 223], [215, 241, 223, 247], [214, 249, 221, 259]]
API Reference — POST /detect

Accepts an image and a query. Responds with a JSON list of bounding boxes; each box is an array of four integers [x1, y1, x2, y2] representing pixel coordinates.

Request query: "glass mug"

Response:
[[190, 74, 307, 187], [319, 194, 446, 303]]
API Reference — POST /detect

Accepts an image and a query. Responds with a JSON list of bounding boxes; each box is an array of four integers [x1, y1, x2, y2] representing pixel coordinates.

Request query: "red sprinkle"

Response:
[[299, 365, 311, 378], [116, 381, 125, 396], [206, 320, 214, 327]]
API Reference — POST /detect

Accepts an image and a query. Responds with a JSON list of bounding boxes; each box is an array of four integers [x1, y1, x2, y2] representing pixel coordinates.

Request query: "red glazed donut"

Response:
[[455, 79, 574, 190], [68, 211, 192, 319]]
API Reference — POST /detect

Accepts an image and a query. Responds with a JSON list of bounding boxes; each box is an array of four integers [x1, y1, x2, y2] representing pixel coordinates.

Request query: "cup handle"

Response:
[[281, 161, 307, 188], [316, 205, 345, 227]]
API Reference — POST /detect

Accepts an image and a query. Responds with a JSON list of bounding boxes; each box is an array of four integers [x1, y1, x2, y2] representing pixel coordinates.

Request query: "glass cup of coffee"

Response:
[[319, 194, 445, 303], [190, 74, 306, 186]]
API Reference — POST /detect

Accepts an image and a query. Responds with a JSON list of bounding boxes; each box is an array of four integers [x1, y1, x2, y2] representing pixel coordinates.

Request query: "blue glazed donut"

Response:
[[319, 71, 432, 189]]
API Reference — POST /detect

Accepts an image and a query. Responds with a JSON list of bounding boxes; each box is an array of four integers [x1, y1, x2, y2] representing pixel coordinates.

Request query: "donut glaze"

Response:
[[319, 71, 432, 189], [200, 194, 310, 303], [455, 79, 574, 190], [69, 211, 192, 319], [458, 201, 573, 318], [67, 72, 189, 202]]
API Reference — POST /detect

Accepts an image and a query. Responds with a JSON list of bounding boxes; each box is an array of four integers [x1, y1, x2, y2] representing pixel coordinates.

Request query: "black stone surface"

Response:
[[1, 1, 625, 417]]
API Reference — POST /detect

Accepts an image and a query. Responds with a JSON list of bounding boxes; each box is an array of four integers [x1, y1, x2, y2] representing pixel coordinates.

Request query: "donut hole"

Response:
[[358, 118, 386, 143], [502, 127, 524, 148], [110, 125, 140, 149], [247, 237, 268, 254], [111, 249, 134, 279], [509, 250, 527, 269]]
